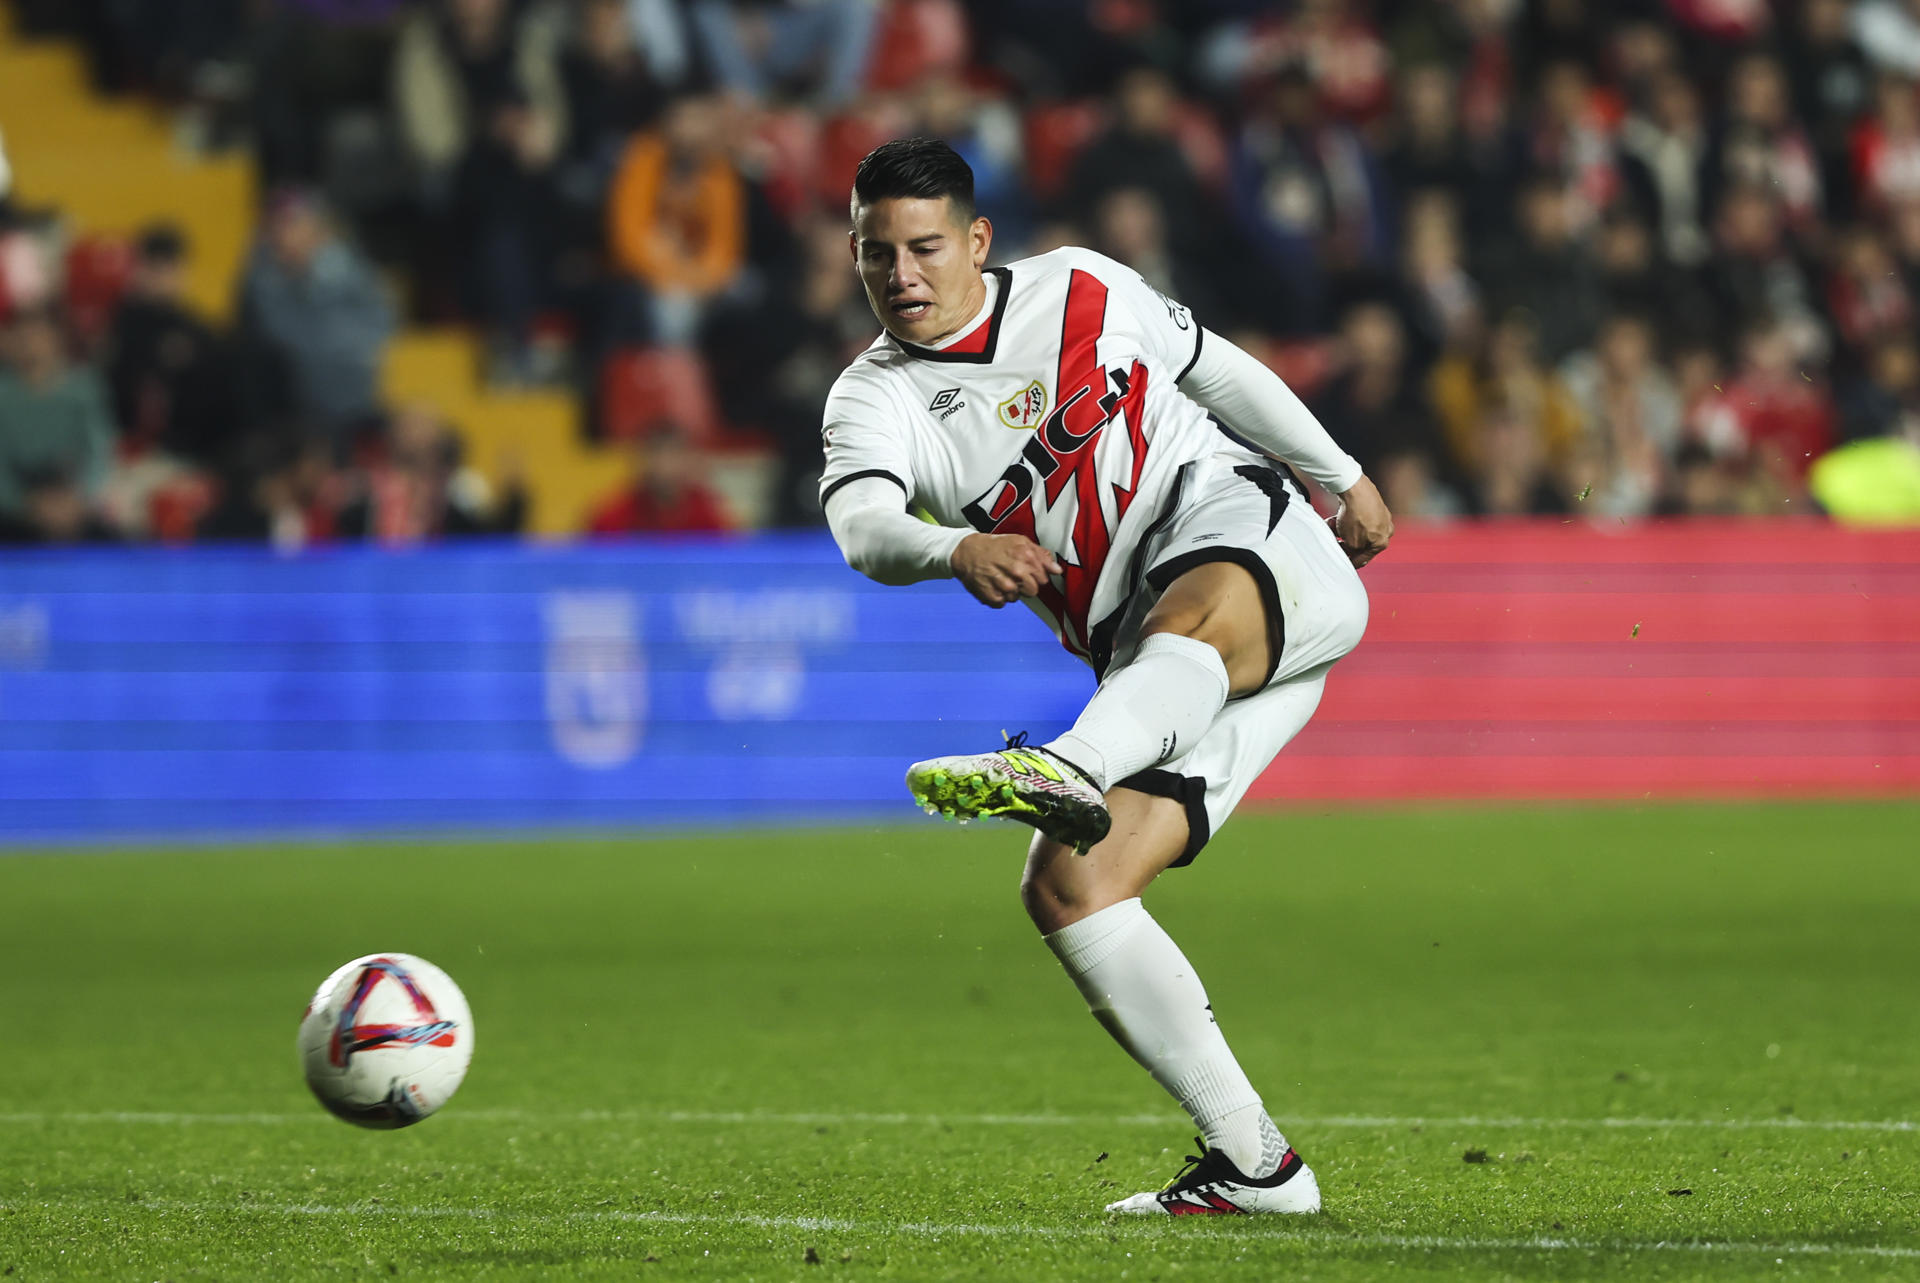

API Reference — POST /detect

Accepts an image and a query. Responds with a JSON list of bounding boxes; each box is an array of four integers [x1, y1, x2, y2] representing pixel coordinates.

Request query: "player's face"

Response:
[[850, 197, 993, 345]]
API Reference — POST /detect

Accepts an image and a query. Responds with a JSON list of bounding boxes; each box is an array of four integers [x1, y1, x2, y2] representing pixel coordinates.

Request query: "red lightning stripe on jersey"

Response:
[[1050, 270, 1151, 655]]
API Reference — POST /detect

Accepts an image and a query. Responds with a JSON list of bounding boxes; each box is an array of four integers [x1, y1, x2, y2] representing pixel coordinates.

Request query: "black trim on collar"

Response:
[[1175, 324, 1205, 384], [820, 469, 909, 507], [891, 267, 1014, 364]]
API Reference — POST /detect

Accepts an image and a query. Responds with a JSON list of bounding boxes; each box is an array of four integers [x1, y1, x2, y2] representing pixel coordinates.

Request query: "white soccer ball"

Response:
[[298, 953, 474, 1128]]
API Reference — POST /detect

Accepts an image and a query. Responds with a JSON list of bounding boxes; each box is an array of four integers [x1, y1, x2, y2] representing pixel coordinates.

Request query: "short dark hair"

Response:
[[851, 137, 975, 223]]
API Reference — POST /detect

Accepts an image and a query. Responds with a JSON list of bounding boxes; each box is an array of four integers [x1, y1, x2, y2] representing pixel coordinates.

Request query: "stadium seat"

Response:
[[599, 347, 721, 444], [866, 0, 970, 93], [752, 108, 823, 222], [817, 104, 910, 206], [1022, 101, 1106, 203], [1264, 338, 1338, 399], [63, 232, 134, 347]]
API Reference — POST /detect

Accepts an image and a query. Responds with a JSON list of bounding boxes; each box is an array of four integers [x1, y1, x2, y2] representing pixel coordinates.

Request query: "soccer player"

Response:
[[821, 139, 1391, 1215]]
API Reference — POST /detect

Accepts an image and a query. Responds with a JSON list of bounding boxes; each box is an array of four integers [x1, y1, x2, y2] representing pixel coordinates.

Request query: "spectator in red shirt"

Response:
[[1723, 320, 1837, 484], [587, 426, 732, 535]]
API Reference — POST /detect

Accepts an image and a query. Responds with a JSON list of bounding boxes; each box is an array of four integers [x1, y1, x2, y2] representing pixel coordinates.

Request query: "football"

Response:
[[297, 953, 474, 1129]]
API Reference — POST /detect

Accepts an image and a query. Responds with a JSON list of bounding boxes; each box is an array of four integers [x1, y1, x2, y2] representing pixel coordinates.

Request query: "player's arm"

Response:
[[1179, 328, 1394, 567], [823, 478, 1059, 606]]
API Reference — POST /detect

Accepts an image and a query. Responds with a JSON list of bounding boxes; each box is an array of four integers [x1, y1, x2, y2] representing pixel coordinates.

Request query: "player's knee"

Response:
[[1019, 857, 1110, 934]]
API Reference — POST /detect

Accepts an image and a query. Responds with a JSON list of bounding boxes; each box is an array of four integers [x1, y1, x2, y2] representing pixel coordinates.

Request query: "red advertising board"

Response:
[[1249, 520, 1920, 802]]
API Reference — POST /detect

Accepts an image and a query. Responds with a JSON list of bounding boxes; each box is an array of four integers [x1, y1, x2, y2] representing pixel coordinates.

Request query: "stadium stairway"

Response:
[[0, 8, 250, 323], [0, 4, 774, 536]]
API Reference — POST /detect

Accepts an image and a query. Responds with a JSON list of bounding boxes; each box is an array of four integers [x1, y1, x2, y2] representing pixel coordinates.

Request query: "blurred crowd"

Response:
[[5, 0, 1920, 546]]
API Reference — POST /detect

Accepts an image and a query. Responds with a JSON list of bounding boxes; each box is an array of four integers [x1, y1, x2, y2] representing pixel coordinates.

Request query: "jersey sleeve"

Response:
[[818, 364, 916, 509], [1068, 249, 1205, 381]]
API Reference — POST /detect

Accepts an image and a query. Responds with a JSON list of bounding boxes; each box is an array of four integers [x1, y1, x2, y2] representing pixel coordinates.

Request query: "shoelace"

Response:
[[1001, 730, 1030, 750], [1160, 1138, 1211, 1192]]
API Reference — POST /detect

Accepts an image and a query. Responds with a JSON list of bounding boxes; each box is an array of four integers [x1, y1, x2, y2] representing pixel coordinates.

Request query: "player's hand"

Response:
[[951, 532, 1061, 608], [1332, 475, 1393, 568]]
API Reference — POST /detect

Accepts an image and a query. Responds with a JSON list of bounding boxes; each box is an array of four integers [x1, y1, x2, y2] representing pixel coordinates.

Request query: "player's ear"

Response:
[[847, 228, 859, 265], [970, 216, 993, 269]]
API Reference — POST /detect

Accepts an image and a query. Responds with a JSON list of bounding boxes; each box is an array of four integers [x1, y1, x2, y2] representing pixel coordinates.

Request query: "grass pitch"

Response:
[[2, 801, 1917, 1281]]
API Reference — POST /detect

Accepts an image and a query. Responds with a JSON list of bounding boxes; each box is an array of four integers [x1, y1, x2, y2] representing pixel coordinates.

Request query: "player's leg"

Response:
[[1041, 561, 1271, 789], [905, 563, 1271, 852], [1026, 675, 1332, 1215]]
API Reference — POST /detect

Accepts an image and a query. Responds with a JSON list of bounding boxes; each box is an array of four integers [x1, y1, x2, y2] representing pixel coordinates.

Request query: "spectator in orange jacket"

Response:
[[606, 95, 745, 346]]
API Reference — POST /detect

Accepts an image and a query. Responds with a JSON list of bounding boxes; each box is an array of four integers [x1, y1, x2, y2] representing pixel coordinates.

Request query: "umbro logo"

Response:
[[929, 387, 965, 421]]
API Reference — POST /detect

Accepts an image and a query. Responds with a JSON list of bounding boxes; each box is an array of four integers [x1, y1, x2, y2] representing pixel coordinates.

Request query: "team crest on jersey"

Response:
[[998, 380, 1048, 430]]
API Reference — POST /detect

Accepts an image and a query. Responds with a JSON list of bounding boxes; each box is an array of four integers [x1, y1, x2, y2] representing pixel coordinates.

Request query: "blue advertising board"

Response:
[[0, 536, 1093, 841]]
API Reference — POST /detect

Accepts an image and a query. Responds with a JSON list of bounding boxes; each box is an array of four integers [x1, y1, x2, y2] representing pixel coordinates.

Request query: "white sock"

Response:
[[1044, 897, 1288, 1176], [1044, 633, 1230, 790]]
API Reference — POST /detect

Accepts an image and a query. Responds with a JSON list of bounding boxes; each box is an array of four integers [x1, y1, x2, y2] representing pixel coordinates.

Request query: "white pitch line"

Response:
[[98, 1199, 1920, 1262], [1, 1109, 1915, 1133]]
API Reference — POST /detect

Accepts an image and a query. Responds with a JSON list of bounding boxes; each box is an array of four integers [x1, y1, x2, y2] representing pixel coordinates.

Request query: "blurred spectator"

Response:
[[339, 404, 527, 542], [1374, 445, 1465, 521], [197, 433, 348, 550], [1229, 64, 1391, 332], [1560, 314, 1682, 519], [557, 0, 671, 243], [1091, 188, 1225, 329], [1400, 190, 1481, 360], [1790, 0, 1874, 210], [913, 75, 1030, 248], [0, 307, 119, 542], [1382, 63, 1510, 247], [1065, 68, 1206, 258], [1710, 52, 1823, 239], [607, 95, 746, 346], [1312, 300, 1442, 478], [238, 190, 396, 434], [1850, 75, 1920, 217], [689, 0, 880, 108], [1431, 310, 1582, 488], [749, 217, 877, 526], [622, 0, 699, 88], [1482, 178, 1603, 364], [1827, 225, 1916, 361], [1469, 397, 1568, 516], [1619, 68, 1712, 268], [1705, 184, 1827, 366], [1856, 0, 1920, 78], [1204, 0, 1391, 125], [1525, 60, 1622, 235], [588, 427, 732, 534], [104, 225, 238, 466], [395, 0, 567, 378], [1842, 336, 1920, 442], [1721, 320, 1837, 486]]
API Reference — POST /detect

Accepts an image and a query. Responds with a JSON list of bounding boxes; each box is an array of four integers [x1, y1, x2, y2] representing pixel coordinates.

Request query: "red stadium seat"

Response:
[[599, 347, 720, 443], [752, 108, 824, 222], [1022, 101, 1106, 203], [64, 233, 135, 347], [817, 105, 909, 206], [866, 0, 971, 93], [1264, 338, 1338, 400]]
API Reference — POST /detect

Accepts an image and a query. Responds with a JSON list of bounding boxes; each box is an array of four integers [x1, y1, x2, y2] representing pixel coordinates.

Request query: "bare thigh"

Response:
[[1019, 787, 1191, 933]]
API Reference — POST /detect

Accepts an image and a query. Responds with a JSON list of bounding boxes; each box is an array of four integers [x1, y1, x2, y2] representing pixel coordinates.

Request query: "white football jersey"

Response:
[[821, 247, 1252, 673]]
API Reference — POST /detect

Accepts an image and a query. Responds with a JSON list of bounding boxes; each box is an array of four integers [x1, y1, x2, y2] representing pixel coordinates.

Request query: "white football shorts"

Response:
[[1101, 447, 1369, 864]]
